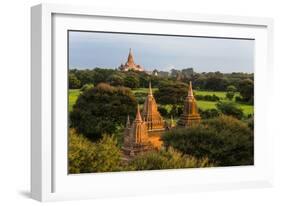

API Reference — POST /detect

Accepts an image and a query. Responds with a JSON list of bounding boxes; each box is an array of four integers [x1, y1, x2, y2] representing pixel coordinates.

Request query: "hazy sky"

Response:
[[69, 31, 254, 73]]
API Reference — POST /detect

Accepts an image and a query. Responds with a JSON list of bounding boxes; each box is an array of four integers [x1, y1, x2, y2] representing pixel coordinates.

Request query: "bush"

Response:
[[129, 147, 213, 170], [70, 83, 137, 141], [195, 94, 220, 101], [199, 108, 220, 119], [162, 115, 254, 166], [216, 101, 244, 119], [68, 129, 123, 173], [80, 83, 94, 92]]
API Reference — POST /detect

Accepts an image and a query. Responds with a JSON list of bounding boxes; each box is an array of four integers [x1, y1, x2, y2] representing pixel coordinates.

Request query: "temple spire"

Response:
[[188, 81, 194, 97], [126, 115, 130, 128], [135, 104, 142, 121], [148, 81, 153, 96]]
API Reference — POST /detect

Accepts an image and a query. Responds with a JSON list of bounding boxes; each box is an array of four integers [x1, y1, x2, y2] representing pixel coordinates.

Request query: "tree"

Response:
[[154, 82, 188, 105], [238, 79, 254, 103], [162, 115, 254, 166], [70, 83, 137, 141], [225, 85, 237, 100], [68, 129, 123, 173], [69, 73, 81, 89], [129, 147, 213, 170], [124, 76, 140, 88], [216, 101, 244, 119]]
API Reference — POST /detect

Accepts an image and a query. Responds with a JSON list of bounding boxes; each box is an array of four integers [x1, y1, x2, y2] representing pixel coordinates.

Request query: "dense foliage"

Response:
[[70, 83, 137, 141], [68, 129, 123, 173], [216, 101, 244, 119], [162, 115, 254, 166], [130, 147, 214, 170]]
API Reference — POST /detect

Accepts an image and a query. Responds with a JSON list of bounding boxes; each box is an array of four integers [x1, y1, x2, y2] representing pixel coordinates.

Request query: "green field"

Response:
[[69, 89, 81, 112], [69, 88, 254, 116]]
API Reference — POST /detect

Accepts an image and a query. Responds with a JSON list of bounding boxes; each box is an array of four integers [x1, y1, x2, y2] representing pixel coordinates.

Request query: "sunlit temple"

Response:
[[178, 81, 201, 127], [119, 48, 144, 72], [122, 82, 166, 157]]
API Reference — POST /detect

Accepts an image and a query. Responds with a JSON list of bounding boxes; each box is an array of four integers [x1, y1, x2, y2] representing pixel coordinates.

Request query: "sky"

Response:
[[68, 31, 254, 73]]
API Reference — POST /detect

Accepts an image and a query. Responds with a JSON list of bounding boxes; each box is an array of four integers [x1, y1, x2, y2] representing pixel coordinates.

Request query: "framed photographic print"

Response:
[[31, 3, 274, 201]]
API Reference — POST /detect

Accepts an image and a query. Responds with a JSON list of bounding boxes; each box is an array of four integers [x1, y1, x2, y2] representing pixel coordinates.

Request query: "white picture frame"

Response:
[[31, 3, 274, 202]]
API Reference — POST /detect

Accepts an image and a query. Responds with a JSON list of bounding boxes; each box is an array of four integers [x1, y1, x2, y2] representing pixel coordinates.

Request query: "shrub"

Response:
[[80, 83, 94, 92], [216, 101, 244, 119], [162, 115, 254, 166], [68, 129, 123, 173], [195, 94, 220, 101], [199, 108, 220, 119], [129, 147, 214, 170]]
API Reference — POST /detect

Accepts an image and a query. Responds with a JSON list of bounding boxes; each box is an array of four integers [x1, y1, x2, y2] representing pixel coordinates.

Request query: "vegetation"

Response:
[[68, 129, 123, 173], [70, 83, 137, 141], [162, 115, 254, 166], [68, 68, 254, 173], [130, 147, 214, 170]]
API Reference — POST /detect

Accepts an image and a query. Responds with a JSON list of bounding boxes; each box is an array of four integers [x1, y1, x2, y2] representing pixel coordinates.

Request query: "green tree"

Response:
[[124, 76, 140, 88], [154, 82, 188, 105], [225, 85, 237, 100], [238, 79, 254, 103], [70, 83, 137, 141], [216, 101, 243, 119], [68, 129, 123, 173], [69, 73, 81, 89], [162, 115, 253, 166]]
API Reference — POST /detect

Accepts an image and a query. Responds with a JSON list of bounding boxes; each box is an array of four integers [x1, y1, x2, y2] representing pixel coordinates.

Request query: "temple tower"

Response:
[[178, 81, 201, 127], [119, 48, 144, 72], [122, 105, 151, 157], [142, 82, 165, 131]]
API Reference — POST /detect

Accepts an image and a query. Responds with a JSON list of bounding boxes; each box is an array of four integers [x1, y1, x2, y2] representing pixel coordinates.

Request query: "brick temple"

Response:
[[119, 48, 144, 72]]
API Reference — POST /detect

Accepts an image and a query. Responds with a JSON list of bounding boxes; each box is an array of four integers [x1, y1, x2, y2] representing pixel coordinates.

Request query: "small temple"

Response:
[[119, 48, 144, 72], [122, 105, 151, 157], [178, 81, 201, 127]]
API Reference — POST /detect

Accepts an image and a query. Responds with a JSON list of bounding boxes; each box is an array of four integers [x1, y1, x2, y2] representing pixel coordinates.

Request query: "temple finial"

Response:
[[149, 81, 153, 96], [126, 115, 130, 128], [188, 81, 194, 97], [135, 104, 142, 121]]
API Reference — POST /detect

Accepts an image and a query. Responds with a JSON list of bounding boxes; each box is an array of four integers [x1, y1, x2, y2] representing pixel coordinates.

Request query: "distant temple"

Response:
[[178, 81, 201, 127], [122, 82, 166, 157], [119, 48, 144, 72]]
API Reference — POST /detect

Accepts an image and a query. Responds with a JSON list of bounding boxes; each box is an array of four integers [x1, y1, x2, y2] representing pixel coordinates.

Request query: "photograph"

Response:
[[67, 31, 254, 174]]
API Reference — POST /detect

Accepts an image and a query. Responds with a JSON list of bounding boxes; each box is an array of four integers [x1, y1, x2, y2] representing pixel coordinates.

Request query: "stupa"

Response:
[[178, 81, 201, 127], [122, 105, 151, 157], [119, 48, 144, 72]]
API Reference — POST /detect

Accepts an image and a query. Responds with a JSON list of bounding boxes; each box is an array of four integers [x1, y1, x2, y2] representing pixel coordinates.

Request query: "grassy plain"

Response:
[[69, 88, 254, 116]]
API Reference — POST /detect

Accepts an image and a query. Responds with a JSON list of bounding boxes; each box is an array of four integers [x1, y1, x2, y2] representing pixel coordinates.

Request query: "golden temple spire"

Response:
[[135, 104, 142, 121], [178, 81, 201, 127], [148, 81, 153, 96], [127, 48, 135, 65], [188, 81, 194, 97]]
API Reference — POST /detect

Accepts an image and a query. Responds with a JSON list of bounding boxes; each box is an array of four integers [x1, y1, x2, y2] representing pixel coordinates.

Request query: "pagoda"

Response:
[[178, 81, 201, 127], [119, 48, 144, 72], [142, 82, 165, 131], [122, 105, 151, 157]]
